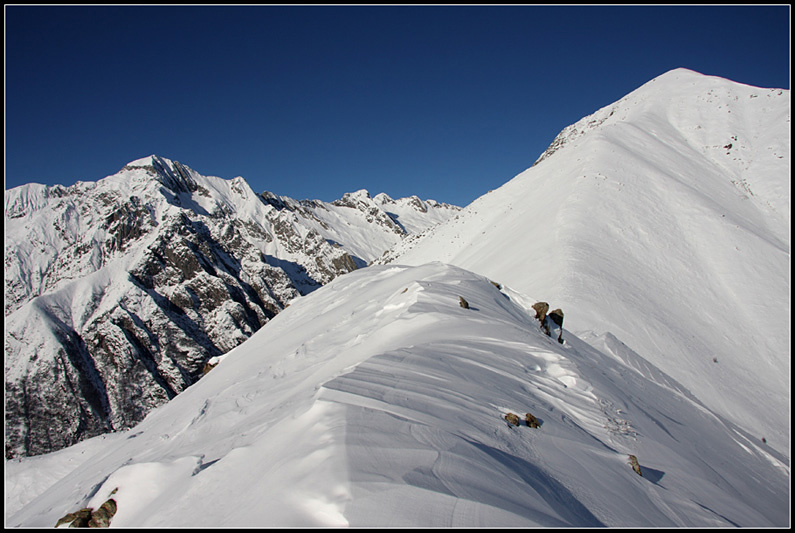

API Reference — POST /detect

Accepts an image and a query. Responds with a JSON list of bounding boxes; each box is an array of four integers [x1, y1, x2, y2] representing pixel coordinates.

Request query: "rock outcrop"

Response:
[[55, 497, 117, 528], [628, 454, 643, 477], [532, 302, 550, 334], [504, 413, 521, 426], [548, 308, 565, 344]]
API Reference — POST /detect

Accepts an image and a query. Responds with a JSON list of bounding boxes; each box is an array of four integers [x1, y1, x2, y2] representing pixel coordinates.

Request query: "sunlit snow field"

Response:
[[7, 263, 790, 526]]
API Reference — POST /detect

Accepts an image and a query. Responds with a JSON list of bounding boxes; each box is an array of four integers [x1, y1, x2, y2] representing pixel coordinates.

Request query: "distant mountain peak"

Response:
[[4, 158, 460, 458], [120, 155, 198, 194]]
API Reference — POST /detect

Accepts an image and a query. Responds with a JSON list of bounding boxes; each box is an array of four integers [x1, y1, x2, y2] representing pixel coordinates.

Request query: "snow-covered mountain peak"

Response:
[[122, 154, 164, 168], [534, 68, 790, 209], [4, 182, 54, 219], [384, 70, 790, 457], [373, 191, 394, 204], [331, 188, 378, 209], [120, 155, 213, 205], [344, 188, 372, 200]]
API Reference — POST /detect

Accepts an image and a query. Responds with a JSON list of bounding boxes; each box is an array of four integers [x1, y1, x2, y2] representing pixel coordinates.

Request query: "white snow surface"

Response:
[[6, 263, 790, 527], [385, 68, 791, 457]]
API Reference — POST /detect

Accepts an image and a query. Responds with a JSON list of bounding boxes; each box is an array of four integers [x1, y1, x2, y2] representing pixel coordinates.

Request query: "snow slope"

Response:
[[6, 263, 789, 527], [383, 68, 791, 456]]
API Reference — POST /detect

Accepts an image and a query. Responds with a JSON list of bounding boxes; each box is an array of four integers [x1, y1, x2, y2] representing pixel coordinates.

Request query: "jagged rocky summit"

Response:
[[4, 155, 459, 457]]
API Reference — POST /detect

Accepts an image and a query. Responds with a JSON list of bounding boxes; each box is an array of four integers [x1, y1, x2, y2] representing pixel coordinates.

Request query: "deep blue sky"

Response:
[[5, 5, 791, 207]]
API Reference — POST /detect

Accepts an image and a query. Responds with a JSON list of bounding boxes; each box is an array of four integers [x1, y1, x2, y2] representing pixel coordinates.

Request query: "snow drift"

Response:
[[6, 263, 789, 527]]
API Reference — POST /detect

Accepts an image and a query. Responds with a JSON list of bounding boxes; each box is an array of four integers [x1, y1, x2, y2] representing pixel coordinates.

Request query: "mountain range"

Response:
[[5, 68, 790, 527], [4, 158, 459, 458]]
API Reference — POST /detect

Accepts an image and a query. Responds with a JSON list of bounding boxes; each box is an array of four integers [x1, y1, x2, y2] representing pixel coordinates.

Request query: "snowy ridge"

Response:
[[383, 68, 790, 456], [6, 263, 789, 527]]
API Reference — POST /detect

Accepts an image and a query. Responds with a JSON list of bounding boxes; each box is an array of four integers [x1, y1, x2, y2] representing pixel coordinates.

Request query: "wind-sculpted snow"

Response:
[[6, 263, 789, 527]]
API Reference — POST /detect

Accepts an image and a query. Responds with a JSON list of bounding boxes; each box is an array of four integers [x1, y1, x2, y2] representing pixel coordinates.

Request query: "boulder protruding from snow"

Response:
[[532, 302, 550, 334], [628, 454, 643, 477], [531, 303, 565, 343], [532, 301, 549, 321], [548, 308, 564, 344], [88, 499, 118, 528], [55, 508, 92, 528], [504, 413, 520, 426], [55, 497, 117, 528]]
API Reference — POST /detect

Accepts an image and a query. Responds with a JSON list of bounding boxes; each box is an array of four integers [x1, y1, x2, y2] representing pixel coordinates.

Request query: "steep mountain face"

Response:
[[261, 188, 459, 268], [6, 263, 789, 527], [4, 156, 459, 458], [381, 69, 790, 456]]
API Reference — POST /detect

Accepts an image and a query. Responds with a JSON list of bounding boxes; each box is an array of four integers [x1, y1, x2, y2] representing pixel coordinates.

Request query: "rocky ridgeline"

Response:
[[4, 156, 458, 458]]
